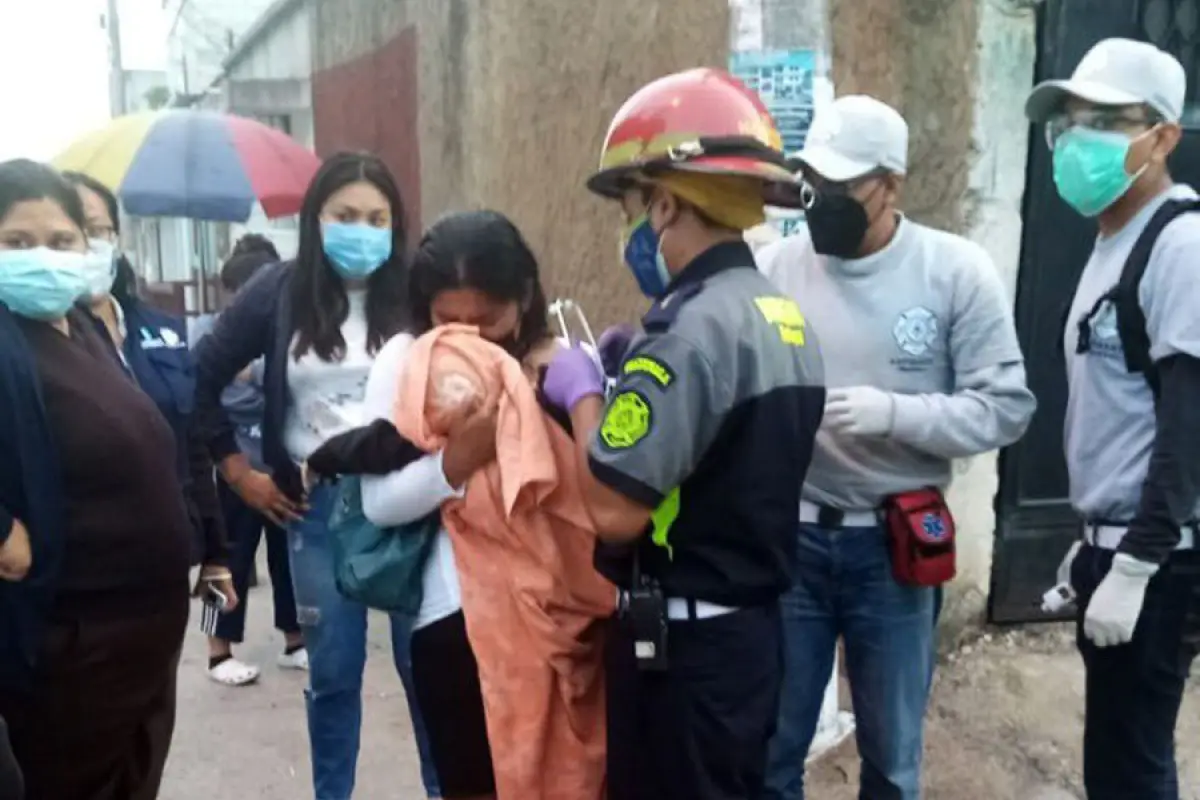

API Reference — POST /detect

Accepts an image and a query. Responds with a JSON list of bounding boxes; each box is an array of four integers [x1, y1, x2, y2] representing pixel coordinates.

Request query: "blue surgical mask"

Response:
[[321, 222, 393, 279], [622, 215, 672, 298], [81, 239, 118, 300], [0, 247, 90, 321], [1052, 127, 1148, 218]]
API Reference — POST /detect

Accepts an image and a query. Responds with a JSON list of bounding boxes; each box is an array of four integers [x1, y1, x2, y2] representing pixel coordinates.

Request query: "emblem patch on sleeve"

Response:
[[600, 391, 653, 450]]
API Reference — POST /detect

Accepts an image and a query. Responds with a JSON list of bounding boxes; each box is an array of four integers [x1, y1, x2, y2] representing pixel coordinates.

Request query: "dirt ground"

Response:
[[160, 581, 1200, 799]]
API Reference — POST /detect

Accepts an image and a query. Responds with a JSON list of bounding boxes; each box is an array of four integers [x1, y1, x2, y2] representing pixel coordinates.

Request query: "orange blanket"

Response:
[[393, 325, 615, 800]]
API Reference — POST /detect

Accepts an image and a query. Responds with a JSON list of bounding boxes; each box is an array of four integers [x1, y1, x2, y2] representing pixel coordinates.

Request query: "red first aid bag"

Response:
[[882, 488, 956, 587]]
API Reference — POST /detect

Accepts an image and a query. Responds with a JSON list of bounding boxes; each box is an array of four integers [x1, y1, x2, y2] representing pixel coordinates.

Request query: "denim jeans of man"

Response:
[[764, 523, 936, 800], [1071, 544, 1200, 800], [288, 484, 441, 800]]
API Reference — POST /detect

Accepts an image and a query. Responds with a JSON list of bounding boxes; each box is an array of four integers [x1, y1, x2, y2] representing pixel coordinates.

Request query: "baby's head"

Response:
[[427, 368, 483, 434]]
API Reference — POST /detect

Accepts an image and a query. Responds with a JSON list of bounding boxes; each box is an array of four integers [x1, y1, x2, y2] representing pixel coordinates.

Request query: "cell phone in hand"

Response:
[[199, 581, 229, 635]]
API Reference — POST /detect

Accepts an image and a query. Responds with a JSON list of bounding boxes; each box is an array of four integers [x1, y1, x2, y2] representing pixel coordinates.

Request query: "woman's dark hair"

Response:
[[230, 232, 280, 261], [60, 169, 139, 304], [291, 151, 409, 361], [221, 251, 276, 293], [0, 159, 87, 232], [61, 171, 119, 233], [408, 210, 550, 360], [221, 234, 281, 292]]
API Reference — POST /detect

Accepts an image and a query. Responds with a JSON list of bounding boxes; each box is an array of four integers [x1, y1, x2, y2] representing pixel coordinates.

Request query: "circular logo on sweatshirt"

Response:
[[893, 306, 939, 357]]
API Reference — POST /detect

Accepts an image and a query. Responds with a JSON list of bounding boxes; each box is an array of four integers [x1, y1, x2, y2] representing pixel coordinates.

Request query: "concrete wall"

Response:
[[828, 0, 1037, 636], [311, 0, 728, 323]]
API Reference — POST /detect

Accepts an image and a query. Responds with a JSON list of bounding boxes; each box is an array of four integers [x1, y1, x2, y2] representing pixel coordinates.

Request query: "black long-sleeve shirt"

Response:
[[1119, 354, 1200, 564]]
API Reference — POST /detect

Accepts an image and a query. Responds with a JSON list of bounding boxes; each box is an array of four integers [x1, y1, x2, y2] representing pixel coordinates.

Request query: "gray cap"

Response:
[[1025, 38, 1187, 124]]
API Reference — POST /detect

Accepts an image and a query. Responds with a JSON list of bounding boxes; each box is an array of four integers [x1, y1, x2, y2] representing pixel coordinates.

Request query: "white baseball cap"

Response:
[[1025, 38, 1187, 124], [795, 95, 908, 183]]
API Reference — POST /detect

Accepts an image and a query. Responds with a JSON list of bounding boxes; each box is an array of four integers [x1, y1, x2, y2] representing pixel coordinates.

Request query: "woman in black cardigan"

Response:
[[0, 159, 194, 799]]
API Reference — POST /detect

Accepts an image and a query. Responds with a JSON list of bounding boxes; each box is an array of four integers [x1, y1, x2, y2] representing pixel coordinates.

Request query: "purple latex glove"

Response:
[[597, 324, 637, 377], [543, 345, 605, 412]]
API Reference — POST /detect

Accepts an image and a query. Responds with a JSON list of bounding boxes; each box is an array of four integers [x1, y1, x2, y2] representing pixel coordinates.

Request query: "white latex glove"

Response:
[[822, 387, 896, 437], [1083, 553, 1159, 647]]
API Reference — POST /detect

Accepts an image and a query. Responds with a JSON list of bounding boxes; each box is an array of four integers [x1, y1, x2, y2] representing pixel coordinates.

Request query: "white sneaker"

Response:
[[277, 647, 309, 671], [208, 658, 261, 687]]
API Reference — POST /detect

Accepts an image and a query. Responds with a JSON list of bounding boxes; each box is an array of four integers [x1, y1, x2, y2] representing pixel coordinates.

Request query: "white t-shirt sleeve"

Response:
[[1141, 217, 1200, 362], [360, 333, 463, 527]]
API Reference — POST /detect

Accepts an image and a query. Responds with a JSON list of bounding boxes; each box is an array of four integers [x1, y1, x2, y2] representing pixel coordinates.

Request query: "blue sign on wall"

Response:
[[729, 49, 817, 156]]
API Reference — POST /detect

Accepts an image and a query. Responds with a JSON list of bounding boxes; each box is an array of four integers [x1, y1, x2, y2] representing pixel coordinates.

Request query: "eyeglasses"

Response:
[[1044, 109, 1160, 149]]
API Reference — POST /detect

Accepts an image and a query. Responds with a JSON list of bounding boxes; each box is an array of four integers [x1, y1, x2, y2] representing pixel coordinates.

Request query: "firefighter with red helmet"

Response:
[[541, 68, 827, 799]]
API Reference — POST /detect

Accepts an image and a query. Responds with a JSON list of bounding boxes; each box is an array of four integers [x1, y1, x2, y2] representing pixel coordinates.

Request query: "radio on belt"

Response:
[[627, 573, 668, 672]]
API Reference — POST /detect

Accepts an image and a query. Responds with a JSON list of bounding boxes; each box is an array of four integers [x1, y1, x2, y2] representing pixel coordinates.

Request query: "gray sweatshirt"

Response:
[[756, 217, 1036, 509]]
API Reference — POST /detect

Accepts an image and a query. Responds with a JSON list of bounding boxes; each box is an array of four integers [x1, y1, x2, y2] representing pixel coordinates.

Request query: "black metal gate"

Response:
[[990, 0, 1200, 622]]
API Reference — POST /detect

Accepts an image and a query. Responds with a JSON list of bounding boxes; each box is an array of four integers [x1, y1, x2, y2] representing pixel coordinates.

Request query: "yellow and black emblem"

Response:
[[600, 391, 653, 450]]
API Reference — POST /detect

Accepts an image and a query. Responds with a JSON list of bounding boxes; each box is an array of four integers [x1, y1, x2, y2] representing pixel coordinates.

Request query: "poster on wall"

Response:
[[730, 48, 828, 239], [729, 49, 817, 157]]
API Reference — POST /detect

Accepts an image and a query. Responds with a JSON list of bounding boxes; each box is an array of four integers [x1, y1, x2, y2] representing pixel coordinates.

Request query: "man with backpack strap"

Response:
[[1026, 37, 1200, 798]]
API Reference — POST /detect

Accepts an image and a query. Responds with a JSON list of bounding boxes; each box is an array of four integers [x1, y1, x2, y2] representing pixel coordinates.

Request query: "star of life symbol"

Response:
[[921, 512, 947, 541], [893, 306, 939, 357]]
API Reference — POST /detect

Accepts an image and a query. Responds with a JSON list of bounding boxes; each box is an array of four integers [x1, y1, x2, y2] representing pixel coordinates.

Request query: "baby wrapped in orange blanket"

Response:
[[394, 324, 615, 800]]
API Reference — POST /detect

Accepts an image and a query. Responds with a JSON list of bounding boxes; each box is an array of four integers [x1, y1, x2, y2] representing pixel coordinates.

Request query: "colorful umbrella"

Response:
[[52, 110, 320, 223]]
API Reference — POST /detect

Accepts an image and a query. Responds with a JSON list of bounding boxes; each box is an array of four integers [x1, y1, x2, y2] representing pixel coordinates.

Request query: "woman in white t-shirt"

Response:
[[192, 152, 440, 800]]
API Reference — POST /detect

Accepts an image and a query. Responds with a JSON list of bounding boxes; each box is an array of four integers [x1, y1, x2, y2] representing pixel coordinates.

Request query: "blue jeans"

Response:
[[764, 523, 936, 800], [1072, 544, 1200, 799], [288, 484, 441, 800]]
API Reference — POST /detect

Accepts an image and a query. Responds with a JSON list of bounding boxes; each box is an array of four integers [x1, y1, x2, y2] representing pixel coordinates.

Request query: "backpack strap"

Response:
[[1114, 198, 1200, 400]]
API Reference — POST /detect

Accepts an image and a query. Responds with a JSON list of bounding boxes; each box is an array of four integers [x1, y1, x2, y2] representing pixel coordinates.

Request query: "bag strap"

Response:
[[1114, 198, 1200, 400]]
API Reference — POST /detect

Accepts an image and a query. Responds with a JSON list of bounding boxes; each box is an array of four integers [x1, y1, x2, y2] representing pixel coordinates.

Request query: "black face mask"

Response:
[[806, 192, 870, 258]]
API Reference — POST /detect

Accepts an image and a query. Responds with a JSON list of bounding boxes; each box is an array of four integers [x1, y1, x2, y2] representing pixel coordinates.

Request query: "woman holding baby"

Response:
[[310, 209, 615, 800]]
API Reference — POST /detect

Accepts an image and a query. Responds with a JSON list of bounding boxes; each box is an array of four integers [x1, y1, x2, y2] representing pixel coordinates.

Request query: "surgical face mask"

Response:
[[1052, 127, 1148, 218], [80, 238, 118, 300], [0, 247, 90, 321], [321, 222, 393, 279], [621, 214, 672, 298]]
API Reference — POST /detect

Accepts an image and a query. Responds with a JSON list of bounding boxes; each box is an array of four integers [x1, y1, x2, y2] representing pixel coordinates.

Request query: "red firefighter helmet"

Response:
[[587, 68, 802, 207]]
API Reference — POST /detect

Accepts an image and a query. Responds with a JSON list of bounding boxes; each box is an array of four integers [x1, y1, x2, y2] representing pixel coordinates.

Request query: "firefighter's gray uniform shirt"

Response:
[[757, 216, 1036, 509], [1063, 184, 1200, 521], [587, 241, 826, 606]]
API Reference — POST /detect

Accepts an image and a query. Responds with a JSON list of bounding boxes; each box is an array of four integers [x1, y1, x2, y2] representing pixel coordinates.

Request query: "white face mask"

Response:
[[80, 239, 117, 300]]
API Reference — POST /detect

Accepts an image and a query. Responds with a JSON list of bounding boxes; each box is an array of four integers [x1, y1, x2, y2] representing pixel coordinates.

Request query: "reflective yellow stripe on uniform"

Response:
[[753, 296, 807, 347], [650, 487, 681, 559]]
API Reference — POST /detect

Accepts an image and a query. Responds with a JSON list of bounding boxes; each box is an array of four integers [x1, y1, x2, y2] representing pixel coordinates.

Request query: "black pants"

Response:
[[0, 597, 187, 800], [1072, 544, 1200, 799], [213, 479, 300, 643], [0, 715, 22, 800], [606, 603, 783, 800], [410, 612, 495, 799]]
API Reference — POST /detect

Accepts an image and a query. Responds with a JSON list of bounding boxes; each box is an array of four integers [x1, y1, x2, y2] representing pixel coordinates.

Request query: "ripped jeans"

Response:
[[288, 484, 440, 800]]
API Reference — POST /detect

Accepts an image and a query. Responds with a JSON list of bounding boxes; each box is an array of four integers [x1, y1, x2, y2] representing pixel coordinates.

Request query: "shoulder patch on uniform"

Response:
[[621, 355, 675, 388], [753, 296, 807, 346], [600, 390, 653, 450]]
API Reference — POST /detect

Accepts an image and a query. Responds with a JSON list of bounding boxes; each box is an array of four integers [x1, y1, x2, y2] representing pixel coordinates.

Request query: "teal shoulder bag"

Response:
[[326, 476, 439, 615]]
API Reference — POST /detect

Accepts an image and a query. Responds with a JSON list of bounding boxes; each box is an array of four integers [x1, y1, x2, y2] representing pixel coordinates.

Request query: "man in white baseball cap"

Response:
[[1027, 38, 1200, 798], [756, 95, 1035, 800]]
